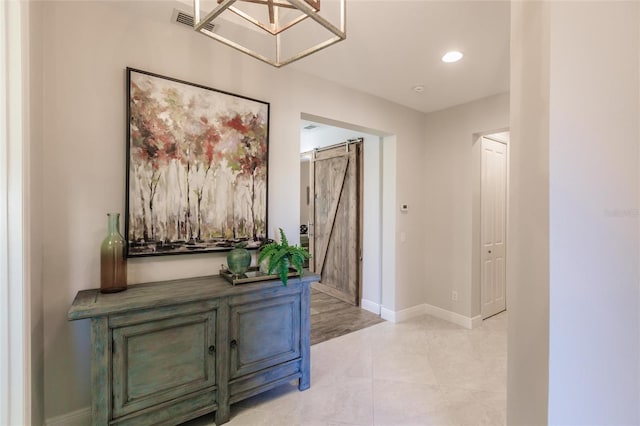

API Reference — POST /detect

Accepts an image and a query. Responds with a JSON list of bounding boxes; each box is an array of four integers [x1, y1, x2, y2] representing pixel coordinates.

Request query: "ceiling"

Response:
[[290, 0, 511, 114], [182, 1, 511, 114]]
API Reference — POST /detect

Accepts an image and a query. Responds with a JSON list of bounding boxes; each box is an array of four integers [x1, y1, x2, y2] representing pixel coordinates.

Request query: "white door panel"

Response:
[[481, 137, 507, 319]]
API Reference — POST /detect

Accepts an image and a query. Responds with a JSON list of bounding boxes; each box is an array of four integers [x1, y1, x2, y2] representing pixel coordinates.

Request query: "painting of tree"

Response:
[[126, 68, 269, 256], [222, 112, 268, 239]]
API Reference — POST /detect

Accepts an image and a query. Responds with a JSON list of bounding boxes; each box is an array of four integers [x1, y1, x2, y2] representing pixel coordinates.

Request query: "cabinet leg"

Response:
[[299, 282, 311, 392], [215, 405, 230, 425], [299, 372, 310, 391]]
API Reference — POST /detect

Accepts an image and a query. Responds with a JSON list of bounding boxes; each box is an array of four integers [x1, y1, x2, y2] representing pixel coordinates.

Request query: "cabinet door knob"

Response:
[[208, 345, 215, 355], [230, 339, 238, 348]]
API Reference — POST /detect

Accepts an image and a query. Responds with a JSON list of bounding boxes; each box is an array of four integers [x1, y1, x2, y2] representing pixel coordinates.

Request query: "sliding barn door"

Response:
[[309, 142, 362, 306]]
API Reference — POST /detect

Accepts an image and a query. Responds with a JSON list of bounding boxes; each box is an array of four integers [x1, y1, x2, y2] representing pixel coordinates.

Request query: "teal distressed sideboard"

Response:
[[68, 273, 316, 426]]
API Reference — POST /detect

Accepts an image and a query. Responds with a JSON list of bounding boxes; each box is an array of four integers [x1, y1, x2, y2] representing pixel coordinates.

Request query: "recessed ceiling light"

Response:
[[412, 85, 425, 93], [442, 51, 463, 63]]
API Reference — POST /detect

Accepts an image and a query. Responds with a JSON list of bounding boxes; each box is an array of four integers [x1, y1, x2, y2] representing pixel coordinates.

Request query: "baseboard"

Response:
[[45, 406, 91, 426], [360, 298, 381, 315], [471, 315, 483, 329], [395, 304, 428, 322], [380, 307, 397, 322], [423, 303, 481, 329], [380, 304, 427, 323], [375, 303, 481, 329]]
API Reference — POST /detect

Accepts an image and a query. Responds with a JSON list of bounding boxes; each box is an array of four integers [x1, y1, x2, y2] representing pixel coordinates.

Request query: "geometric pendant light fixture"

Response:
[[193, 0, 347, 68]]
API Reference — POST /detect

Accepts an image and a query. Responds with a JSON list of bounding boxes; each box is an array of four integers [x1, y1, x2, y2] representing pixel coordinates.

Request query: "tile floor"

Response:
[[184, 312, 507, 426]]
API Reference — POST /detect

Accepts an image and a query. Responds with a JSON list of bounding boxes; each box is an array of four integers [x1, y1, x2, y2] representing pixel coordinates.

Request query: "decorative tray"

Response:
[[219, 265, 299, 286]]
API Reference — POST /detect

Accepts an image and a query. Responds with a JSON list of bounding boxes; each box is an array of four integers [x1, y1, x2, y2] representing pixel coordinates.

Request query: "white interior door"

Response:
[[481, 137, 507, 319]]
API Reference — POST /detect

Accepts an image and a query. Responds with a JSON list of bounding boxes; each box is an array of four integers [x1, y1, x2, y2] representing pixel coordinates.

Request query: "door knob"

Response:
[[230, 339, 238, 348], [208, 345, 215, 355]]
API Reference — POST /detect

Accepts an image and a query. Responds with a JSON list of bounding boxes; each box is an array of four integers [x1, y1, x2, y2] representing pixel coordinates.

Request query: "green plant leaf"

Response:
[[257, 228, 311, 285], [279, 227, 288, 247], [278, 260, 289, 286], [258, 243, 277, 262]]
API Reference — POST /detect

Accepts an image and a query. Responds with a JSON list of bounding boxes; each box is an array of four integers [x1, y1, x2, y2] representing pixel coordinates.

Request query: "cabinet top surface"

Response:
[[68, 273, 317, 321]]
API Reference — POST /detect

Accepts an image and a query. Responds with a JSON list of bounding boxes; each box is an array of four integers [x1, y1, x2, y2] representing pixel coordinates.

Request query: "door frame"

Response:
[[1, 1, 31, 424], [300, 112, 395, 319], [479, 133, 510, 319]]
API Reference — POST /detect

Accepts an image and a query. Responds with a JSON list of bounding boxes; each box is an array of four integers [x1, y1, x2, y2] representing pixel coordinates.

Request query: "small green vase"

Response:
[[227, 244, 251, 276]]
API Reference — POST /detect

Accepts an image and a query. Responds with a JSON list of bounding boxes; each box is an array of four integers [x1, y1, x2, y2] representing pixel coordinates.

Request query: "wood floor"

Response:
[[310, 288, 384, 345]]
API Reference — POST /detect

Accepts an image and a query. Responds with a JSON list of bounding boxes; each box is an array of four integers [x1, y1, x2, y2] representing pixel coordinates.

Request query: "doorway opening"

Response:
[[300, 118, 385, 344]]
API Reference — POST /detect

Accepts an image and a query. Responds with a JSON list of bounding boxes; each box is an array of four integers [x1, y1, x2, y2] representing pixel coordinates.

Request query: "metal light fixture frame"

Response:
[[193, 0, 346, 68]]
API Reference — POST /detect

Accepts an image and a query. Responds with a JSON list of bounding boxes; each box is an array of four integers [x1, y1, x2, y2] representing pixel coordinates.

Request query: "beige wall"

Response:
[[508, 2, 550, 423], [37, 1, 426, 419], [423, 93, 509, 318], [29, 1, 45, 425]]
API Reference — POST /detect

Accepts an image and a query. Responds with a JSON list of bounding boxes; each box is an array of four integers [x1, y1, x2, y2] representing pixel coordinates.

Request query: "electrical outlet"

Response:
[[452, 291, 458, 301]]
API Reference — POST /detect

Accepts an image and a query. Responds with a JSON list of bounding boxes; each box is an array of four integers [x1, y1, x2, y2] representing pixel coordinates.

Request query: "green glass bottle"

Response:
[[100, 213, 127, 293]]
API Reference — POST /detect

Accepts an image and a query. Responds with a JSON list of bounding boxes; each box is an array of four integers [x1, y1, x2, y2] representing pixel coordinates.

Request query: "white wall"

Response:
[[37, 1, 426, 419], [509, 1, 640, 424], [423, 93, 509, 318], [362, 136, 383, 312], [547, 2, 640, 423], [300, 125, 383, 312]]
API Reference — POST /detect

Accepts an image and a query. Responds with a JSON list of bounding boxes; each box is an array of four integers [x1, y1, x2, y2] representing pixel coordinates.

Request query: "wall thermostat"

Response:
[[400, 204, 409, 212]]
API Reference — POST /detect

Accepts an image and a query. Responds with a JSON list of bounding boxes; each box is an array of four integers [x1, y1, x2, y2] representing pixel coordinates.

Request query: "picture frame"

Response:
[[125, 68, 269, 257]]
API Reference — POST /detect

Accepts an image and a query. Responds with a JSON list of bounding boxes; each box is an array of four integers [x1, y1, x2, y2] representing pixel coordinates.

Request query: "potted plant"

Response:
[[258, 228, 311, 286]]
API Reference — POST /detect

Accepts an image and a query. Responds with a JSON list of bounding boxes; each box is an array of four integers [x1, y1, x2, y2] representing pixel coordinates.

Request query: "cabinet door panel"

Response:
[[229, 295, 301, 379], [110, 389, 217, 426], [229, 359, 301, 403], [112, 310, 216, 418]]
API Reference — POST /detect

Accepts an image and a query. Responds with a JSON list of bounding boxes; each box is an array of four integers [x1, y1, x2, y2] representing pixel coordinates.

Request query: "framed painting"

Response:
[[125, 68, 269, 257]]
